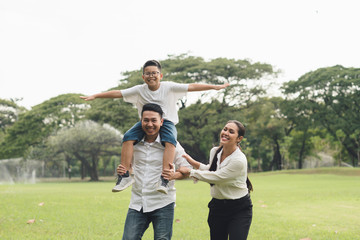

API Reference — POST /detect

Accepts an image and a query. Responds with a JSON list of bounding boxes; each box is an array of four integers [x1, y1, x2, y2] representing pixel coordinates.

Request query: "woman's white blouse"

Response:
[[190, 147, 248, 200]]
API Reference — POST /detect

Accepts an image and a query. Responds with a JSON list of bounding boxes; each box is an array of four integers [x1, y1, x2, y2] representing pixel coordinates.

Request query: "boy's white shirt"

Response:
[[121, 82, 189, 125]]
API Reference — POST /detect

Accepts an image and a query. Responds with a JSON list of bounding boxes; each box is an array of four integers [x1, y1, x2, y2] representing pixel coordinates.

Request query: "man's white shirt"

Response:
[[129, 135, 191, 213]]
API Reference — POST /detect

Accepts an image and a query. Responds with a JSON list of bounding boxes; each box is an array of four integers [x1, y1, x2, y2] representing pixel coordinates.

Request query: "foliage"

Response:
[[26, 142, 66, 178], [0, 98, 26, 143], [243, 97, 290, 171], [85, 98, 139, 134], [282, 65, 360, 166], [177, 100, 244, 163], [162, 55, 279, 107], [0, 94, 90, 159], [48, 120, 121, 181]]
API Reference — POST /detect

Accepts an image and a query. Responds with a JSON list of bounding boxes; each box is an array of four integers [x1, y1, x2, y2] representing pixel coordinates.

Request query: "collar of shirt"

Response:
[[140, 134, 162, 145], [216, 148, 240, 169]]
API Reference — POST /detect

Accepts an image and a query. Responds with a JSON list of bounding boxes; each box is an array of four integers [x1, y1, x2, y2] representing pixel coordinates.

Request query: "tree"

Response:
[[280, 97, 318, 169], [177, 100, 243, 163], [85, 97, 139, 133], [283, 65, 360, 166], [49, 120, 121, 181], [244, 97, 288, 171], [350, 130, 360, 167], [0, 99, 26, 144], [0, 94, 91, 158]]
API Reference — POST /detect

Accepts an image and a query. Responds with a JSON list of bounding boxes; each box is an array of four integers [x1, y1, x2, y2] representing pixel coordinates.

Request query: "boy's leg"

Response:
[[113, 121, 144, 193], [157, 142, 175, 194], [163, 142, 175, 171], [120, 140, 134, 173], [157, 120, 177, 194], [112, 141, 135, 192]]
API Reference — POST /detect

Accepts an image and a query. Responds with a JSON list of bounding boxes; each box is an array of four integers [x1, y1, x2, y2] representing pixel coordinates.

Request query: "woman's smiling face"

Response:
[[220, 122, 242, 146]]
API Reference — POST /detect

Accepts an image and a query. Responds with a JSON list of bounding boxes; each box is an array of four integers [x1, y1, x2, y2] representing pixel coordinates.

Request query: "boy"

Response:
[[81, 60, 229, 194]]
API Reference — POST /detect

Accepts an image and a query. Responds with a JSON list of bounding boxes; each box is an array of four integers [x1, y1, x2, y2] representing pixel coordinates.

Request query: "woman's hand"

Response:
[[177, 166, 191, 176]]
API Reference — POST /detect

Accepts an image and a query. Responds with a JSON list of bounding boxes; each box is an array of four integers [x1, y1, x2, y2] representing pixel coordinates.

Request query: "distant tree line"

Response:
[[1, 54, 359, 181]]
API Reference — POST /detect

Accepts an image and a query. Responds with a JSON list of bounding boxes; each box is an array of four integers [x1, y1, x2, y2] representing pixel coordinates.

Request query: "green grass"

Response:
[[1, 168, 360, 240]]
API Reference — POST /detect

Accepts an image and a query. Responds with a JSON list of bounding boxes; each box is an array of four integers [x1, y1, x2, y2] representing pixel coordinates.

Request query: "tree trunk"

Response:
[[81, 162, 85, 179], [89, 155, 99, 181], [272, 139, 282, 170], [257, 158, 262, 171], [298, 136, 306, 169], [74, 153, 91, 180]]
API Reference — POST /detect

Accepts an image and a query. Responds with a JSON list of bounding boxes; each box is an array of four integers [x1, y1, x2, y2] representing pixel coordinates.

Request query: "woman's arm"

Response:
[[182, 154, 201, 169], [191, 155, 245, 184], [182, 147, 220, 170]]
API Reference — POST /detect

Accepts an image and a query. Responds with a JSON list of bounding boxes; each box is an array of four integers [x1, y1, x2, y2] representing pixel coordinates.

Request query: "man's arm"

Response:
[[187, 83, 229, 92], [80, 90, 123, 101]]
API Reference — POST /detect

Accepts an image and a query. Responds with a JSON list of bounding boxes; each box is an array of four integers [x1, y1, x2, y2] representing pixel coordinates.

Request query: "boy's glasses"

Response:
[[144, 71, 160, 77]]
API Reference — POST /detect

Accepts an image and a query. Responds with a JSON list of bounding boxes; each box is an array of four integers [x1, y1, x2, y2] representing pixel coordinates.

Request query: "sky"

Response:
[[1, 0, 359, 109]]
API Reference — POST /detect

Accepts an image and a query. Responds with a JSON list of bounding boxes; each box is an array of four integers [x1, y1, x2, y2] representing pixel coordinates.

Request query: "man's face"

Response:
[[142, 66, 162, 90], [141, 110, 163, 138]]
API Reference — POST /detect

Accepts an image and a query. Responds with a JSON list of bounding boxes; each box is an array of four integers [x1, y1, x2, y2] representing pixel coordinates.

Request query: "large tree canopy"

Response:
[[0, 99, 25, 133], [0, 94, 90, 158], [282, 65, 360, 165], [48, 120, 121, 181]]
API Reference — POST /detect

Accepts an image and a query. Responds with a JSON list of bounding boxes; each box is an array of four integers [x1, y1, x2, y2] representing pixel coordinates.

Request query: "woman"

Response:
[[179, 120, 253, 240]]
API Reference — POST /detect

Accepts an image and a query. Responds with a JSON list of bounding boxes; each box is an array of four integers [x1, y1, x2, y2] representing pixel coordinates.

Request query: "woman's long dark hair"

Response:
[[209, 120, 253, 193]]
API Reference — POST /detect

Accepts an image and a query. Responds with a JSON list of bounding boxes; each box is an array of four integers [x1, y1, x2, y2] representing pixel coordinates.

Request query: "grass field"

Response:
[[1, 168, 360, 240]]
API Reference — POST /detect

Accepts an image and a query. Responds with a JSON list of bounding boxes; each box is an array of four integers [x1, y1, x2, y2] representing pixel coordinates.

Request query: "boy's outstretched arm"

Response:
[[80, 90, 123, 101], [187, 83, 230, 92]]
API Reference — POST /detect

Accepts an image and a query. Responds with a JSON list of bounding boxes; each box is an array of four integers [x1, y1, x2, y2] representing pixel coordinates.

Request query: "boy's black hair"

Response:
[[141, 103, 163, 118], [143, 60, 162, 73]]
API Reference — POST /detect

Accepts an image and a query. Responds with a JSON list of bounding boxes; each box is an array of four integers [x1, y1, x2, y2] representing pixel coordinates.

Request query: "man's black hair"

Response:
[[141, 103, 163, 118]]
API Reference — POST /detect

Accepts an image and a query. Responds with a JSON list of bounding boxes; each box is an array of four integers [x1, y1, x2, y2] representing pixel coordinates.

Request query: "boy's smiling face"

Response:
[[142, 66, 162, 91]]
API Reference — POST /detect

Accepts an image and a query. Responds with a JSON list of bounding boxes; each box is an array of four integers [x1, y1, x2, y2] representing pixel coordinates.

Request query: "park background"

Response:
[[1, 0, 359, 239]]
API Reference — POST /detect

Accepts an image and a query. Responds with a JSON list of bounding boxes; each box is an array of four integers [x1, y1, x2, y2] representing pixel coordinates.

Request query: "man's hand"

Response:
[[162, 163, 175, 181], [116, 164, 127, 175]]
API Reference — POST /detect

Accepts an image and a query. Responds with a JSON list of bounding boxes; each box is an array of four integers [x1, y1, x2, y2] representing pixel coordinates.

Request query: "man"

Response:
[[117, 103, 191, 240]]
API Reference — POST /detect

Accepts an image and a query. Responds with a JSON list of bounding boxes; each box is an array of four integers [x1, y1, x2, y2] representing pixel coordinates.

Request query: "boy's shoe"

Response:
[[157, 176, 169, 194], [112, 171, 134, 192]]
